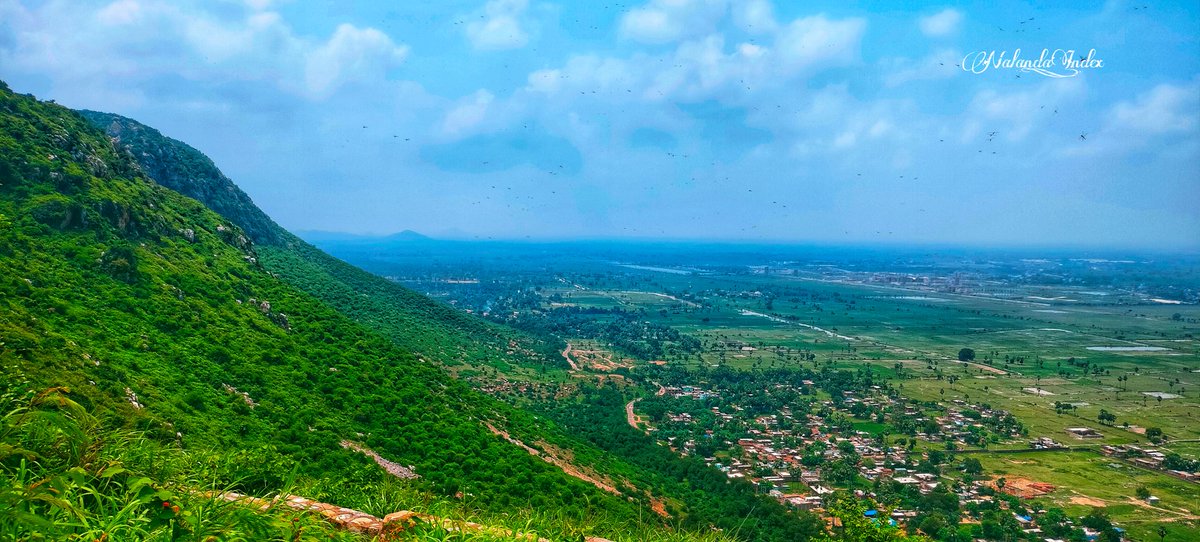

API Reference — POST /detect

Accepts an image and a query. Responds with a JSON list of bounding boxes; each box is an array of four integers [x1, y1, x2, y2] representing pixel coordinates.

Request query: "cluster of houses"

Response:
[[1100, 444, 1200, 482], [661, 385, 721, 401], [647, 387, 1035, 523], [642, 382, 1189, 540]]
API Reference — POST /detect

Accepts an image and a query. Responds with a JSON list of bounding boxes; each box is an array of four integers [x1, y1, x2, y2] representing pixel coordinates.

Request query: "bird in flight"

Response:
[[1079, 133, 1087, 141]]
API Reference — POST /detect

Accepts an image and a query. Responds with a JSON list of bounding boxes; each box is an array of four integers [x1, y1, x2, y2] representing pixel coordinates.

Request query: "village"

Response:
[[637, 379, 1140, 541]]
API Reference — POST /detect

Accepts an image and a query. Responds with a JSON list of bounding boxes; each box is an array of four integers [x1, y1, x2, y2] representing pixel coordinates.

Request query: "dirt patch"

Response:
[[563, 342, 636, 372], [967, 361, 1008, 375], [1070, 495, 1107, 507], [561, 345, 580, 371], [992, 477, 1055, 498], [650, 498, 669, 518], [626, 399, 644, 431], [485, 422, 621, 495], [1124, 497, 1200, 520], [340, 440, 420, 480]]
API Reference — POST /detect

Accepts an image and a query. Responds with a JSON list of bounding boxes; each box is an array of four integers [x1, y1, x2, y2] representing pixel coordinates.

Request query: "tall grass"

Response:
[[0, 374, 733, 541]]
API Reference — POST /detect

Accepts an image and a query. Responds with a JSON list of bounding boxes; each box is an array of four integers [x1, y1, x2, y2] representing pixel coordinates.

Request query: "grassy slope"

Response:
[[0, 82, 711, 540], [81, 110, 562, 377]]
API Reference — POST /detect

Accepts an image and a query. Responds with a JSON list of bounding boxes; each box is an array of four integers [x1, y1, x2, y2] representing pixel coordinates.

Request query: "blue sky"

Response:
[[1, 0, 1197, 248]]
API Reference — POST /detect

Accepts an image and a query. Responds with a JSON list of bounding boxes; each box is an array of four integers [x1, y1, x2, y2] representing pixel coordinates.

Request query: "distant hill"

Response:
[[296, 229, 433, 243]]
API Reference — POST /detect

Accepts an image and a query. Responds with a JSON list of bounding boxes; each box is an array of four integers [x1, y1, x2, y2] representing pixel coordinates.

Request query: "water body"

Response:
[[1086, 346, 1169, 352]]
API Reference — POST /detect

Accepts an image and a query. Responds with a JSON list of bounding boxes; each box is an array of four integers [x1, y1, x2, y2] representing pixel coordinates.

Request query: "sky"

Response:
[[1, 0, 1198, 249]]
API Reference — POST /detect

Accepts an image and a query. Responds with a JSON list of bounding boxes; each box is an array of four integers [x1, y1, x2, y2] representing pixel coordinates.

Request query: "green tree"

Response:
[[957, 348, 976, 362]]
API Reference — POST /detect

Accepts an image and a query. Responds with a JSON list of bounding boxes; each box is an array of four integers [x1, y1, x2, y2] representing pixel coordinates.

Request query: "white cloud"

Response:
[[182, 10, 290, 63], [243, 0, 281, 10], [305, 24, 409, 97], [527, 68, 563, 93], [1111, 81, 1200, 134], [918, 8, 962, 37], [528, 12, 866, 104], [96, 0, 142, 25], [465, 0, 530, 50], [774, 15, 866, 74], [963, 77, 1084, 141], [732, 0, 777, 34], [0, 1, 409, 103], [440, 89, 495, 137], [619, 0, 728, 44]]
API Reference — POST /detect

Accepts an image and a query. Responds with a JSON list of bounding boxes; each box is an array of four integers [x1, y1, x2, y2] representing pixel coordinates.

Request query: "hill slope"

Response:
[[0, 81, 697, 540], [81, 110, 563, 375]]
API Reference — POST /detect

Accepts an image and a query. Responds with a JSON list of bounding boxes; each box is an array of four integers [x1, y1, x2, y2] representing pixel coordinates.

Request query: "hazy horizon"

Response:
[[296, 228, 1200, 256], [2, 1, 1197, 250]]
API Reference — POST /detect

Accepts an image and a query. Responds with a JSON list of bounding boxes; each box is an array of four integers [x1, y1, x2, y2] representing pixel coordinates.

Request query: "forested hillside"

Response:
[[0, 81, 695, 540], [81, 110, 564, 375]]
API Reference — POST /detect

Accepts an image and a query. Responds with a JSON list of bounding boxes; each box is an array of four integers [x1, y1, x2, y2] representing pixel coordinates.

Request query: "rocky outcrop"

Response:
[[124, 387, 142, 409], [221, 383, 257, 409], [339, 440, 419, 480], [79, 111, 289, 247], [247, 297, 291, 331]]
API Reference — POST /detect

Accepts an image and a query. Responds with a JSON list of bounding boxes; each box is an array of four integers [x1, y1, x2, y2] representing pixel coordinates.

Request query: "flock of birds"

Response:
[[345, 8, 1109, 238]]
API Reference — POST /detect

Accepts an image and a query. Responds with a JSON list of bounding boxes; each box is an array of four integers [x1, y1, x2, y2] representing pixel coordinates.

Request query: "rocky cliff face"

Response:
[[78, 110, 288, 246]]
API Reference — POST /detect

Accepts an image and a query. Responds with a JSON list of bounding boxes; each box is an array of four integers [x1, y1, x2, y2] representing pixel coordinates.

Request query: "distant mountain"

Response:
[[385, 229, 431, 241], [296, 229, 433, 244]]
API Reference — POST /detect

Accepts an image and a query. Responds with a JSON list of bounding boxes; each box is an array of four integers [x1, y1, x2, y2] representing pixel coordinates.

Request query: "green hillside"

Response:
[[0, 81, 709, 540], [80, 110, 563, 377]]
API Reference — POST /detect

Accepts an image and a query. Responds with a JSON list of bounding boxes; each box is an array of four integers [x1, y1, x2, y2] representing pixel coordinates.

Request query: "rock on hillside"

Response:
[[78, 110, 287, 246]]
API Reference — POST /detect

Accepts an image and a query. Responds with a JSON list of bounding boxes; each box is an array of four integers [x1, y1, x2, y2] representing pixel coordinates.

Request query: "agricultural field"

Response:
[[539, 270, 1200, 443]]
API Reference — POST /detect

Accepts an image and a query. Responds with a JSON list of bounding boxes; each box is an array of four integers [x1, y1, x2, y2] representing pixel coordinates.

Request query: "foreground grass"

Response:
[[0, 378, 738, 541]]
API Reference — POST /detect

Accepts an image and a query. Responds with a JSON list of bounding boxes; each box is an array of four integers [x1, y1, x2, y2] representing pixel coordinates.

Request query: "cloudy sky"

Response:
[[1, 0, 1197, 249]]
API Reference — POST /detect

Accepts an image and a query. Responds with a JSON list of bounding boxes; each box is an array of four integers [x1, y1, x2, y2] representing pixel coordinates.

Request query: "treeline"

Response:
[[493, 305, 703, 361]]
